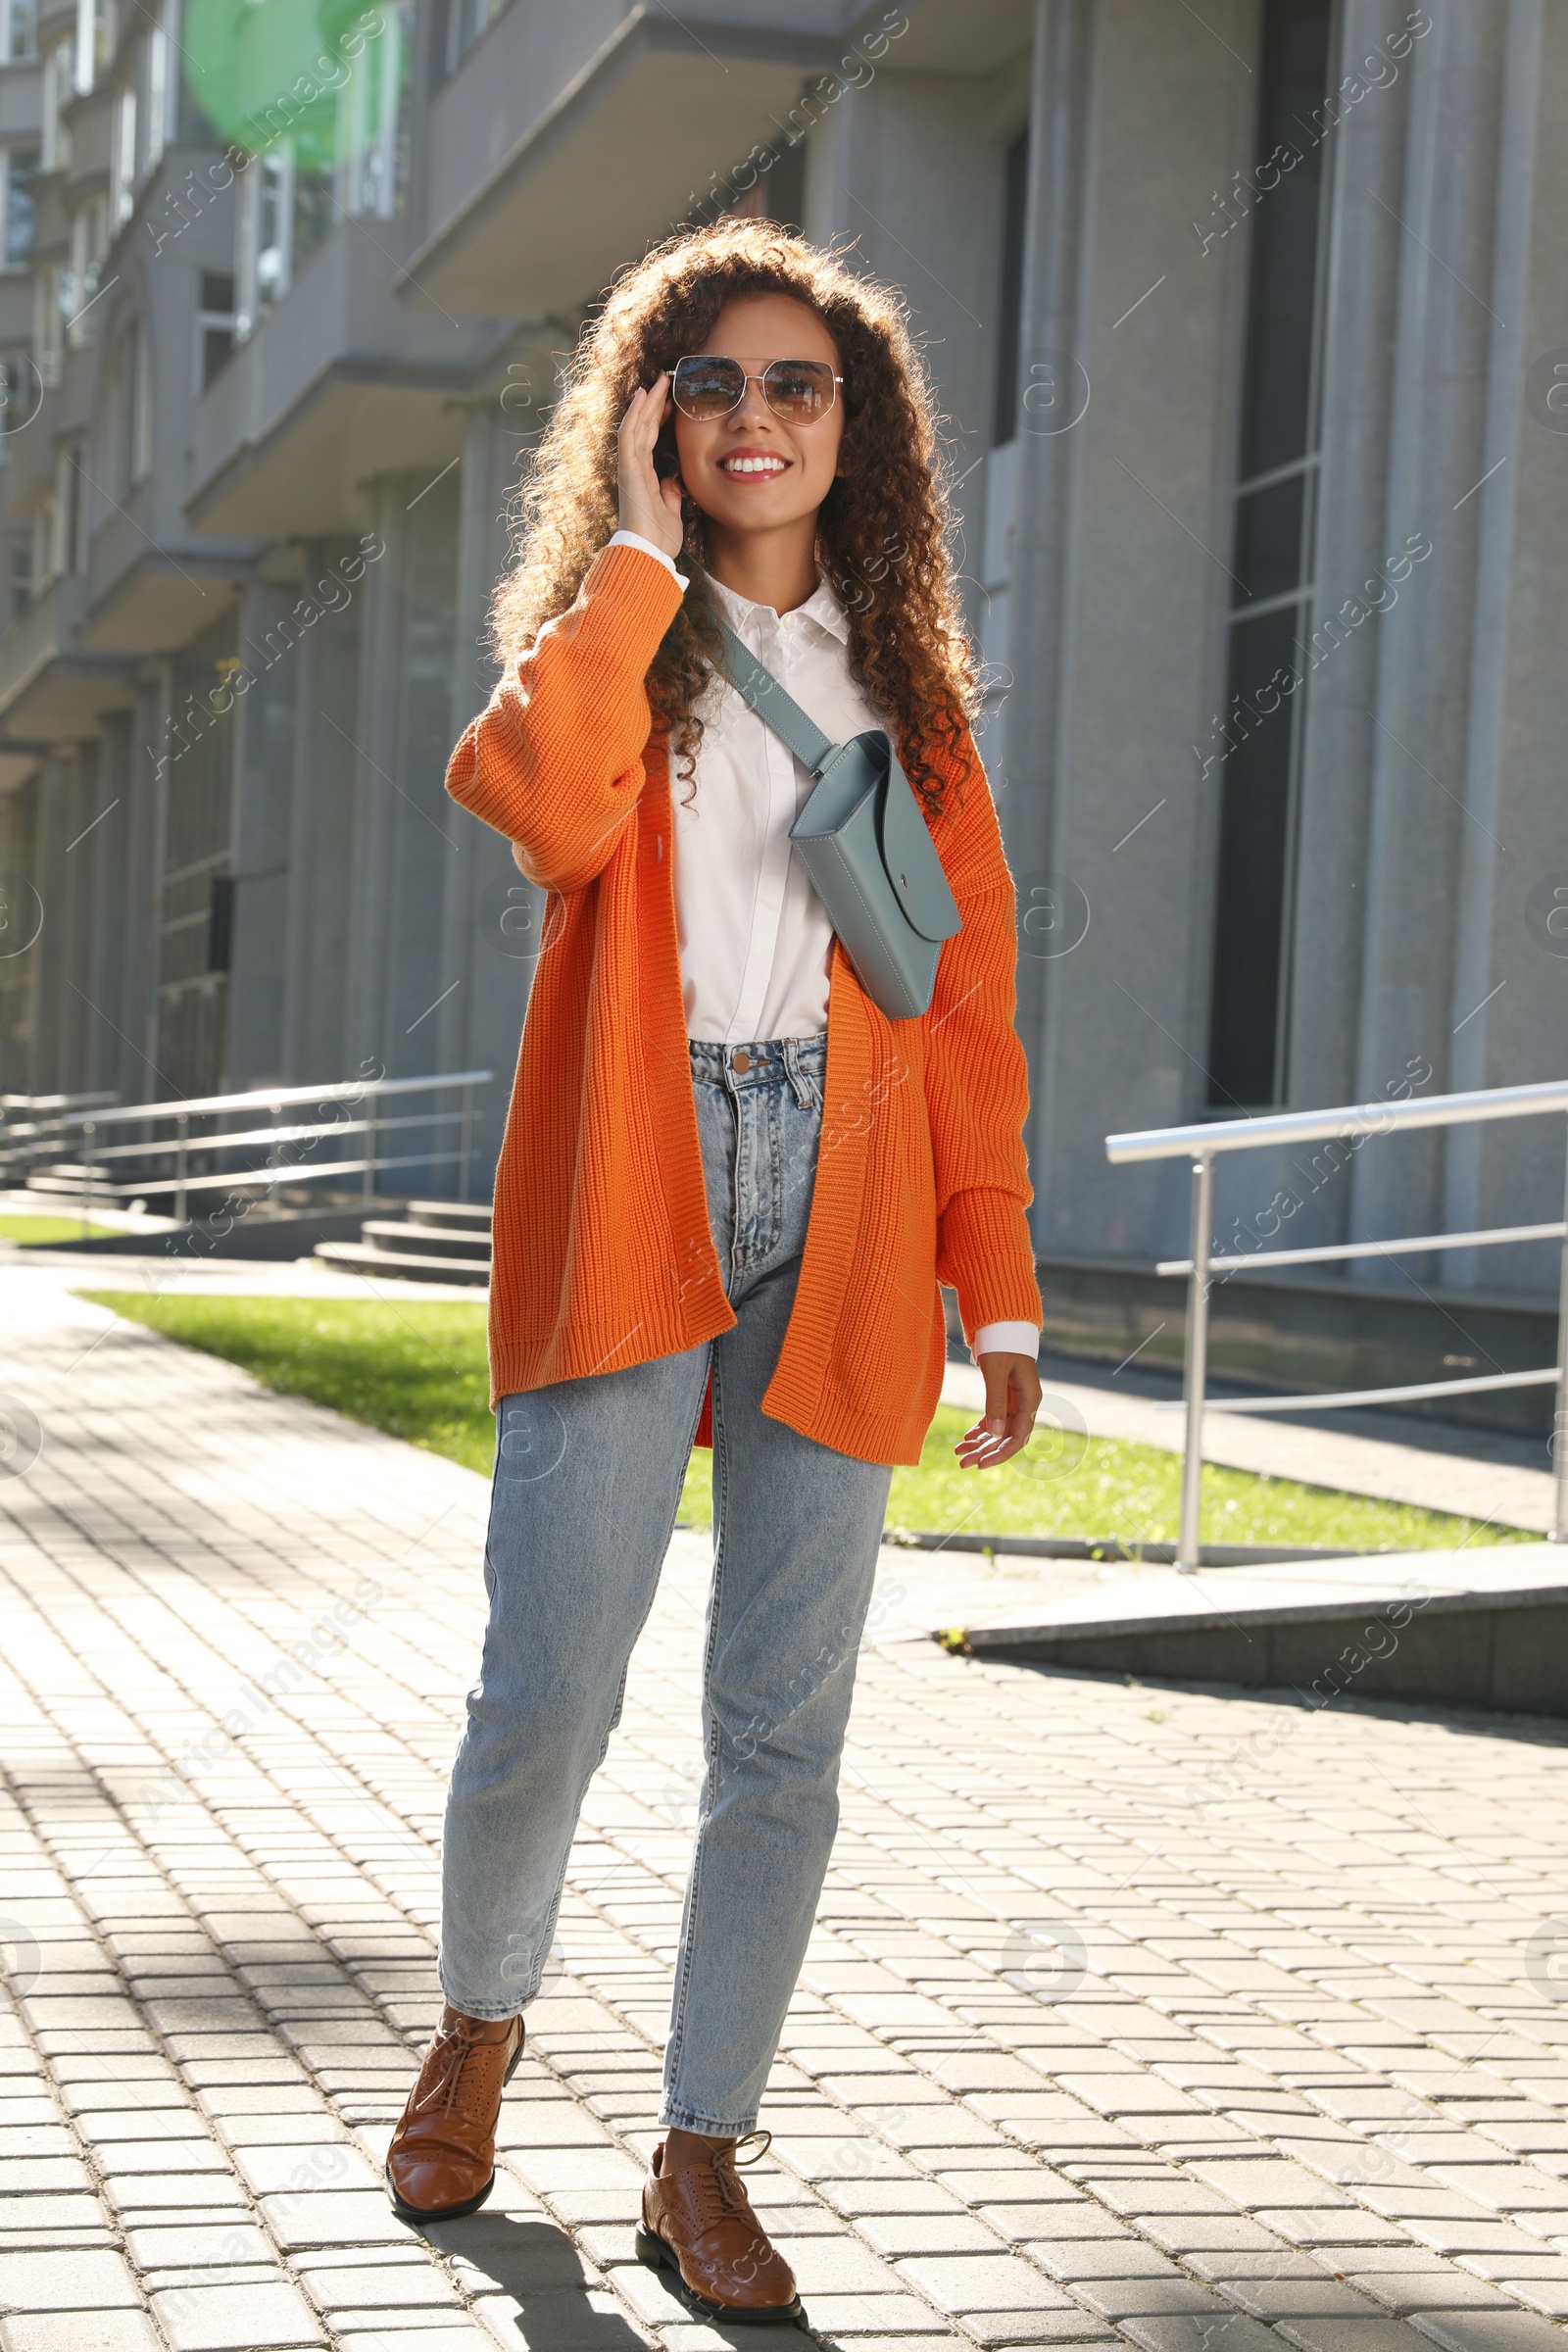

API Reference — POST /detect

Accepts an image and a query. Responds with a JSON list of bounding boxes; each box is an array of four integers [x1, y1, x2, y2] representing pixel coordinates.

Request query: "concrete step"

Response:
[[315, 1240, 490, 1286], [359, 1218, 490, 1257], [947, 1543, 1568, 1716], [406, 1199, 492, 1228]]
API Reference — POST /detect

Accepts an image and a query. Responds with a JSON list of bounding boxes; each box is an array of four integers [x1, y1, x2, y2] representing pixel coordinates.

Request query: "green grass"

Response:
[[82, 1292, 1531, 1555], [2, 1213, 119, 1244]]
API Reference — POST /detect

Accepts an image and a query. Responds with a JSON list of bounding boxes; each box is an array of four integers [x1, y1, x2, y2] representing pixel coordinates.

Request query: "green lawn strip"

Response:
[[2, 1215, 120, 1245], [82, 1293, 1529, 1554]]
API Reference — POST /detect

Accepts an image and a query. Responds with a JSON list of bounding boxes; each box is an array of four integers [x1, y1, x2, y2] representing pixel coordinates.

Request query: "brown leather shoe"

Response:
[[385, 2003, 523, 2222], [637, 2130, 803, 2325]]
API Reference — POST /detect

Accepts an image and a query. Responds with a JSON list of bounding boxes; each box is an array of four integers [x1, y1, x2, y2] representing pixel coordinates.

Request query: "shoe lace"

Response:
[[413, 2020, 506, 2127], [687, 2130, 772, 2234]]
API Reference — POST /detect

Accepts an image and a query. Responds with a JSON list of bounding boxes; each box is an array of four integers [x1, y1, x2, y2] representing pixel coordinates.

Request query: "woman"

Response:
[[385, 218, 1044, 2325]]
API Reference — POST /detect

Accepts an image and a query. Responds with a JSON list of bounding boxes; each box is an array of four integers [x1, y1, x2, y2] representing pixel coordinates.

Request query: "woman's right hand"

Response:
[[616, 372, 685, 559]]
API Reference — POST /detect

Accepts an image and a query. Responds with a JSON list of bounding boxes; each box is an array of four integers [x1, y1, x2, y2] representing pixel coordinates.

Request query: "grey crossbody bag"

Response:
[[716, 621, 961, 1022]]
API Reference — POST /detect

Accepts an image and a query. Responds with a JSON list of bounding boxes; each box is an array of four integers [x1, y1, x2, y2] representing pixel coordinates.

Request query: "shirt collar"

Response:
[[708, 568, 851, 647]]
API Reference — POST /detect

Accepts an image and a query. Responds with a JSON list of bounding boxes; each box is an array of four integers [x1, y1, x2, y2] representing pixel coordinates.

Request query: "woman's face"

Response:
[[670, 293, 846, 539]]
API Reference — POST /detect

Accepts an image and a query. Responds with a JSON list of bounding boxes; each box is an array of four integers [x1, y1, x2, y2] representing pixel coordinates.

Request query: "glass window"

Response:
[[0, 356, 27, 466], [42, 37, 74, 172], [7, 0, 37, 61], [113, 84, 136, 225], [993, 126, 1029, 446], [146, 5, 169, 172], [4, 149, 38, 270], [1204, 0, 1334, 1111], [131, 318, 151, 479], [449, 0, 501, 71], [195, 271, 234, 391]]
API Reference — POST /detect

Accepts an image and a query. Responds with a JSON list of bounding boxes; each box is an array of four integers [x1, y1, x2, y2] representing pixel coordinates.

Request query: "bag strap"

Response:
[[715, 620, 837, 777]]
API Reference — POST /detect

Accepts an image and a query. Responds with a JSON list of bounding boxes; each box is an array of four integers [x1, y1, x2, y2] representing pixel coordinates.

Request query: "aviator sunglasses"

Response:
[[670, 354, 843, 424]]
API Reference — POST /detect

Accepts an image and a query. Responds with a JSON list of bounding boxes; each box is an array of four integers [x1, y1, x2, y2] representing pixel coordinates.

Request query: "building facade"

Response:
[[0, 0, 1563, 1415]]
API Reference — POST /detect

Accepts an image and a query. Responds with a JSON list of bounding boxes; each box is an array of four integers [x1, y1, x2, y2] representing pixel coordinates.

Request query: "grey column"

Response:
[[1002, 0, 1099, 1244], [1342, 0, 1535, 1280]]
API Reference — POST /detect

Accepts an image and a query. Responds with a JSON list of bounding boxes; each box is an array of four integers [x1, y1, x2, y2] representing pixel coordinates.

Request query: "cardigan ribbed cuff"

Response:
[[939, 1186, 1043, 1344]]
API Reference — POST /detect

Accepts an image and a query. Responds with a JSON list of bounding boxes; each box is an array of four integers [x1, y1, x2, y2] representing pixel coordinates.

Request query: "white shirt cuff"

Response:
[[971, 1321, 1040, 1365], [608, 528, 687, 587]]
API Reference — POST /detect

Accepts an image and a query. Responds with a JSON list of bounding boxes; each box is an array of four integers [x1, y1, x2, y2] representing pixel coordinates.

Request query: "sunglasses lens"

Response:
[[672, 356, 745, 416], [763, 360, 835, 420]]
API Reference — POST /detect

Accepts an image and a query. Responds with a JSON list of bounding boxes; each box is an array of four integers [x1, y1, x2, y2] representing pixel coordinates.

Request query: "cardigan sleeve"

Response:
[[922, 742, 1044, 1346], [445, 541, 685, 892]]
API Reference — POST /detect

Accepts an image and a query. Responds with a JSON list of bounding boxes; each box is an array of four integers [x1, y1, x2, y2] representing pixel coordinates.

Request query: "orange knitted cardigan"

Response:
[[445, 541, 1042, 1467]]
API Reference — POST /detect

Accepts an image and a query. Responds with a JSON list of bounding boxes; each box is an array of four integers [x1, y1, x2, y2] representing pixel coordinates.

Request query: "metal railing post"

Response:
[[1176, 1152, 1214, 1574], [81, 1121, 94, 1239], [174, 1113, 188, 1224], [459, 1081, 474, 1203], [1553, 1118, 1568, 1544], [363, 1095, 377, 1202]]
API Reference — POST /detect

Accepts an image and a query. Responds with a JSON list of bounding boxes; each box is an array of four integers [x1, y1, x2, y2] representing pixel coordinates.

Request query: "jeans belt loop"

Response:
[[781, 1036, 817, 1110]]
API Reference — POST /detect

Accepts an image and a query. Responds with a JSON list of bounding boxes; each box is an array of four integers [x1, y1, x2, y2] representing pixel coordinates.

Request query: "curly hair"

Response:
[[489, 218, 978, 815]]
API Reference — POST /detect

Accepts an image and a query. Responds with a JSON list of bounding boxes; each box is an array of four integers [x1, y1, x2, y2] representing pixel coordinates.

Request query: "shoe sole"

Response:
[[384, 2028, 525, 2227], [635, 2223, 806, 2328]]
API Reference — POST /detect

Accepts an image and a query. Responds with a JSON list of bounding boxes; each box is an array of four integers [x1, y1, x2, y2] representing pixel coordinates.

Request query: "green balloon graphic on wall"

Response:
[[182, 0, 399, 169]]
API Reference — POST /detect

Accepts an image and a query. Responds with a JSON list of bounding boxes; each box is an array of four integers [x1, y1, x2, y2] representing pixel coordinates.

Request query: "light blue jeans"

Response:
[[440, 1035, 894, 2134]]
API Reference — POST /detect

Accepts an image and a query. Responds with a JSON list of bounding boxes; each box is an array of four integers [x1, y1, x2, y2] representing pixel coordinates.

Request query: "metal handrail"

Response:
[[51, 1070, 493, 1128], [3, 1068, 493, 1221], [1106, 1075, 1568, 1162], [1103, 1078, 1568, 1566]]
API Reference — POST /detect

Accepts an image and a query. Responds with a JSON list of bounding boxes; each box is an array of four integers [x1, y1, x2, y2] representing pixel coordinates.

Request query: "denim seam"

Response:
[[662, 1339, 734, 2108]]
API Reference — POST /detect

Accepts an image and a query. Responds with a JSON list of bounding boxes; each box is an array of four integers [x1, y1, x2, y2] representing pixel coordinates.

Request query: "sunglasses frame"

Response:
[[669, 354, 845, 424]]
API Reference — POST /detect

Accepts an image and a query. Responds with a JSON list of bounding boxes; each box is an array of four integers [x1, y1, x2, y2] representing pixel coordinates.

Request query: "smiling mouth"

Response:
[[718, 454, 790, 477]]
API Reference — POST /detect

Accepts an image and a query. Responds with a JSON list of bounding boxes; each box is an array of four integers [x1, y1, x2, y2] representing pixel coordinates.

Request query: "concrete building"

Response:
[[0, 0, 1562, 1423]]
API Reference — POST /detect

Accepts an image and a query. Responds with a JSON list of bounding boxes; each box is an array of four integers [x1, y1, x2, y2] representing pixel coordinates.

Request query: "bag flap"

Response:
[[875, 739, 962, 943]]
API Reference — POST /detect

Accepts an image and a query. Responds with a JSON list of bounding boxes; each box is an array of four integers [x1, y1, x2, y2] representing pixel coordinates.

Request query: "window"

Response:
[[2, 149, 37, 270], [130, 314, 151, 478], [4, 0, 36, 61], [448, 0, 503, 72], [112, 84, 136, 225], [232, 5, 412, 339], [0, 356, 28, 466], [67, 196, 108, 346], [340, 4, 409, 220], [75, 0, 112, 95], [145, 3, 169, 172], [33, 264, 61, 387], [195, 270, 233, 390], [52, 442, 84, 576], [1204, 0, 1334, 1111], [993, 125, 1029, 447], [41, 37, 74, 172]]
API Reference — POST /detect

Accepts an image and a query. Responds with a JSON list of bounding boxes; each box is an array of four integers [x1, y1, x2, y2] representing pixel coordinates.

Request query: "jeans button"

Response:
[[732, 1050, 751, 1073]]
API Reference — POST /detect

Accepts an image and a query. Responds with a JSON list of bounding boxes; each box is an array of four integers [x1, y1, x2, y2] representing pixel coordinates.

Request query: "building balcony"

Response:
[[186, 214, 512, 539], [0, 565, 133, 749], [78, 470, 255, 656], [397, 4, 837, 320], [0, 62, 42, 142], [0, 269, 33, 344]]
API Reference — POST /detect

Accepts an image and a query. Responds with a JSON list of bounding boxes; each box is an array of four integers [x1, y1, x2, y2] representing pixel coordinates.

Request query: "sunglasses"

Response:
[[670, 354, 843, 424]]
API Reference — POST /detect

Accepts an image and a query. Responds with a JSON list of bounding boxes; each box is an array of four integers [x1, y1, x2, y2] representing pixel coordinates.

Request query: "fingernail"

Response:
[[987, 1417, 1004, 1435]]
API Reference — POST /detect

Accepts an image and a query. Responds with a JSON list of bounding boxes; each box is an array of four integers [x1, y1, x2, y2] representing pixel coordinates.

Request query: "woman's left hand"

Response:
[[956, 1351, 1042, 1469]]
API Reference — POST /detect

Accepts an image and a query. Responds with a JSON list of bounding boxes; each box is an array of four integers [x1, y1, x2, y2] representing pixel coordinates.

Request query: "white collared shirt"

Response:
[[606, 528, 1038, 1368]]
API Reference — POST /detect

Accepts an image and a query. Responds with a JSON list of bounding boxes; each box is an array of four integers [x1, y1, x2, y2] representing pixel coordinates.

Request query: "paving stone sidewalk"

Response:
[[3, 1271, 1568, 2352]]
